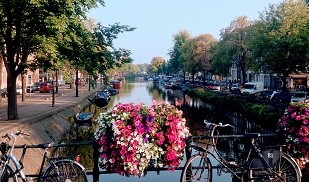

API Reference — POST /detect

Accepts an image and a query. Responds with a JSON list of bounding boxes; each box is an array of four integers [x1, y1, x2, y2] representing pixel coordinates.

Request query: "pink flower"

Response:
[[95, 101, 191, 176]]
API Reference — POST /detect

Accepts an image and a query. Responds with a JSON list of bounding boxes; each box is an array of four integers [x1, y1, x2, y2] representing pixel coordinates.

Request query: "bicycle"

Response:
[[180, 120, 302, 182], [0, 130, 88, 182]]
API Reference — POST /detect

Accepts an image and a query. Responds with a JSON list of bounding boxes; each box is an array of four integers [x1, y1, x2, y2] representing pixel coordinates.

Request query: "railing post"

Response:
[[185, 136, 192, 161], [92, 140, 100, 182]]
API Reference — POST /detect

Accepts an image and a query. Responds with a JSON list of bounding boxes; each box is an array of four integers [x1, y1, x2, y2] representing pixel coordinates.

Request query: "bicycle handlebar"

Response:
[[204, 120, 234, 129], [2, 130, 31, 141]]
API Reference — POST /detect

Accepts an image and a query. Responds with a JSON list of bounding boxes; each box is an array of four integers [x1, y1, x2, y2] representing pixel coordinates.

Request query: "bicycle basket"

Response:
[[0, 142, 8, 155], [197, 123, 218, 147]]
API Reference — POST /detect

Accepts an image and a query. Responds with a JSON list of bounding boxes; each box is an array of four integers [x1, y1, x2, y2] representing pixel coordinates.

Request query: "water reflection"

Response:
[[62, 80, 279, 182]]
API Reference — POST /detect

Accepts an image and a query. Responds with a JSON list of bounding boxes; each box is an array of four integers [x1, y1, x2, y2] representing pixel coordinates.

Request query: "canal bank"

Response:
[[0, 86, 97, 174]]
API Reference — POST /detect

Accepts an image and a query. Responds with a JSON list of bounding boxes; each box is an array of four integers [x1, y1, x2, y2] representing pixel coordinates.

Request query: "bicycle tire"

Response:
[[249, 154, 301, 182], [180, 153, 212, 182], [0, 162, 18, 182], [42, 160, 88, 182]]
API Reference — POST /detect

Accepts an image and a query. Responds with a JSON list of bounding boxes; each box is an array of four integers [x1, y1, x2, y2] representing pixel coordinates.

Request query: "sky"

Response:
[[88, 0, 283, 64]]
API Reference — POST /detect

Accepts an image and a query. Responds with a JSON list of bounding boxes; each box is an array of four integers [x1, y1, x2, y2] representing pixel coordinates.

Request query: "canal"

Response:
[[65, 80, 279, 182]]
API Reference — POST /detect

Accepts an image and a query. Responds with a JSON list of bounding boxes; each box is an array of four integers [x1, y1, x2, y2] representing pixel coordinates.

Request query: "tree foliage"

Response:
[[0, 0, 105, 119], [180, 34, 216, 81], [212, 16, 253, 84], [249, 0, 309, 90], [0, 0, 135, 120], [167, 30, 191, 74], [149, 56, 165, 75]]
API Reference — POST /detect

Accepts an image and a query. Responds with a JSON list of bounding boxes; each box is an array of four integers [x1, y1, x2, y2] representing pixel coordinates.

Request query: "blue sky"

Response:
[[88, 0, 283, 64]]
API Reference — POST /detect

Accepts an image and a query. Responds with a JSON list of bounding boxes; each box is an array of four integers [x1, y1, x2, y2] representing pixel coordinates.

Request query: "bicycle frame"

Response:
[[202, 134, 282, 181], [0, 132, 65, 181]]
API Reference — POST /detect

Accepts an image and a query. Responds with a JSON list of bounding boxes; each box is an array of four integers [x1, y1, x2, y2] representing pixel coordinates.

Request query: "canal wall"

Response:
[[7, 94, 94, 176]]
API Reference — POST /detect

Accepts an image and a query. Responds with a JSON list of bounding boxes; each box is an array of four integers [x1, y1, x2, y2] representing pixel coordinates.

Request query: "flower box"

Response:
[[94, 101, 190, 177]]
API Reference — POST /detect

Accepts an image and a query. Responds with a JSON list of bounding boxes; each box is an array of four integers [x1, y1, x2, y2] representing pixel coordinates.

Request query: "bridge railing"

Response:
[[12, 133, 279, 182]]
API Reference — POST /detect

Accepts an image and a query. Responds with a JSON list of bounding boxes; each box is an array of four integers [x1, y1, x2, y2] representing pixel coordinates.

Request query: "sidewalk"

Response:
[[0, 86, 97, 134]]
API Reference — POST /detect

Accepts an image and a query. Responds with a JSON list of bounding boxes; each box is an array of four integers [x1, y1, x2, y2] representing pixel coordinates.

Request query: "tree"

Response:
[[214, 16, 253, 85], [149, 57, 165, 75], [194, 34, 217, 82], [0, 0, 105, 120], [180, 34, 216, 83], [167, 30, 192, 75], [211, 41, 232, 77], [249, 0, 309, 91]]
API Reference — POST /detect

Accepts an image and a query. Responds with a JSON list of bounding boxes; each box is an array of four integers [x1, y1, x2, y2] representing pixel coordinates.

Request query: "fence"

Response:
[[11, 133, 279, 182]]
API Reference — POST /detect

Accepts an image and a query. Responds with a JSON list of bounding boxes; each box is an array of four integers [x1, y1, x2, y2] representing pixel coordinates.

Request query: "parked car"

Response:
[[230, 83, 241, 94], [34, 82, 42, 91], [16, 86, 23, 95], [1, 88, 7, 98], [270, 90, 292, 103], [290, 92, 309, 103], [254, 89, 274, 100], [205, 83, 221, 91], [26, 85, 36, 93], [39, 83, 52, 93]]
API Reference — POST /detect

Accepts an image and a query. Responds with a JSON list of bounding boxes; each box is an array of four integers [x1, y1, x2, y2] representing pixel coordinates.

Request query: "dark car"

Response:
[[26, 85, 36, 93], [1, 88, 7, 98], [271, 90, 292, 103], [254, 89, 275, 100], [34, 82, 42, 91]]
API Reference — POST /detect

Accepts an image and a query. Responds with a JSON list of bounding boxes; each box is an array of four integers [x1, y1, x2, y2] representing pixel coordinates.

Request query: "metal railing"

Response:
[[10, 133, 279, 182]]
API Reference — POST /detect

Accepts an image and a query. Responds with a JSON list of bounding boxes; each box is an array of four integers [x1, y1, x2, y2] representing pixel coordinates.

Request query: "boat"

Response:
[[89, 90, 111, 108], [110, 80, 121, 89], [106, 87, 119, 96], [75, 112, 93, 126]]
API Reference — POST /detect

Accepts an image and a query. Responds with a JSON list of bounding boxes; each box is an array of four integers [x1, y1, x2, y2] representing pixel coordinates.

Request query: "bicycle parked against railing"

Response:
[[180, 120, 302, 182], [0, 130, 88, 182]]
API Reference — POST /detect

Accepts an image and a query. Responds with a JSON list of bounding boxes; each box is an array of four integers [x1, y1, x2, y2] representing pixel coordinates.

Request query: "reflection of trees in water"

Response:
[[147, 83, 184, 104], [147, 83, 164, 101]]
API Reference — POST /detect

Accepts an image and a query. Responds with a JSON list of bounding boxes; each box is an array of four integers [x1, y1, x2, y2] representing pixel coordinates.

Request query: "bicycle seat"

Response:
[[243, 133, 260, 139]]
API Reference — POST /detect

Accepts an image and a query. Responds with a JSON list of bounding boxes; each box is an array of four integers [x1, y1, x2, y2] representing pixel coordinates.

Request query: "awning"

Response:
[[289, 74, 308, 79]]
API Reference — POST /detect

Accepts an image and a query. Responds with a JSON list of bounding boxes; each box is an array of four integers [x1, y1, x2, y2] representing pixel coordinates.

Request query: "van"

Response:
[[241, 82, 264, 95], [39, 83, 52, 93]]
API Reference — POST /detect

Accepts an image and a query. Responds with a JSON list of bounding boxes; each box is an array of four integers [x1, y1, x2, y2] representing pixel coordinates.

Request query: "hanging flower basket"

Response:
[[94, 101, 191, 177], [277, 102, 309, 175]]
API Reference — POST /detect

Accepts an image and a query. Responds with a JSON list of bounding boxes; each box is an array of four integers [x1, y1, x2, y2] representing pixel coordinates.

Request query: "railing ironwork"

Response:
[[10, 133, 279, 182]]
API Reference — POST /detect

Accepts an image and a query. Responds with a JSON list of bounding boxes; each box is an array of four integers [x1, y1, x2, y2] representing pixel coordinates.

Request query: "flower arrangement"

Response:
[[94, 101, 190, 177], [277, 102, 309, 174]]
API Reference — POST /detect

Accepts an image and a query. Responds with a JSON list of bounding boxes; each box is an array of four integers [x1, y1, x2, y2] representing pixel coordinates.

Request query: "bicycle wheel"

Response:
[[0, 162, 18, 182], [272, 154, 301, 182], [42, 160, 88, 182], [180, 153, 212, 182], [249, 154, 301, 182]]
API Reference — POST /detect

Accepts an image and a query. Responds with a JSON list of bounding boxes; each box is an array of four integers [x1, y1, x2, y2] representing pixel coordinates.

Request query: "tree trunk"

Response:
[[281, 75, 288, 92], [0, 56, 3, 103], [55, 70, 58, 93], [22, 74, 25, 102], [7, 75, 18, 120], [75, 70, 78, 97]]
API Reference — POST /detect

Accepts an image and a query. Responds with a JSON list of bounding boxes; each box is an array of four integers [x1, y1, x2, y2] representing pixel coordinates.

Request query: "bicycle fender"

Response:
[[282, 153, 302, 177], [50, 159, 86, 171], [249, 149, 281, 169]]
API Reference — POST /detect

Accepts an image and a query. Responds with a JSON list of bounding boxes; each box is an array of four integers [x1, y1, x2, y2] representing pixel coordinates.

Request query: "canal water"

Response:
[[67, 80, 278, 181], [85, 80, 232, 181]]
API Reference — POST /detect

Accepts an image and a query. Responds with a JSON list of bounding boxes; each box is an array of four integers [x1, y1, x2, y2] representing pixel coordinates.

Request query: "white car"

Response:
[[16, 87, 23, 95]]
